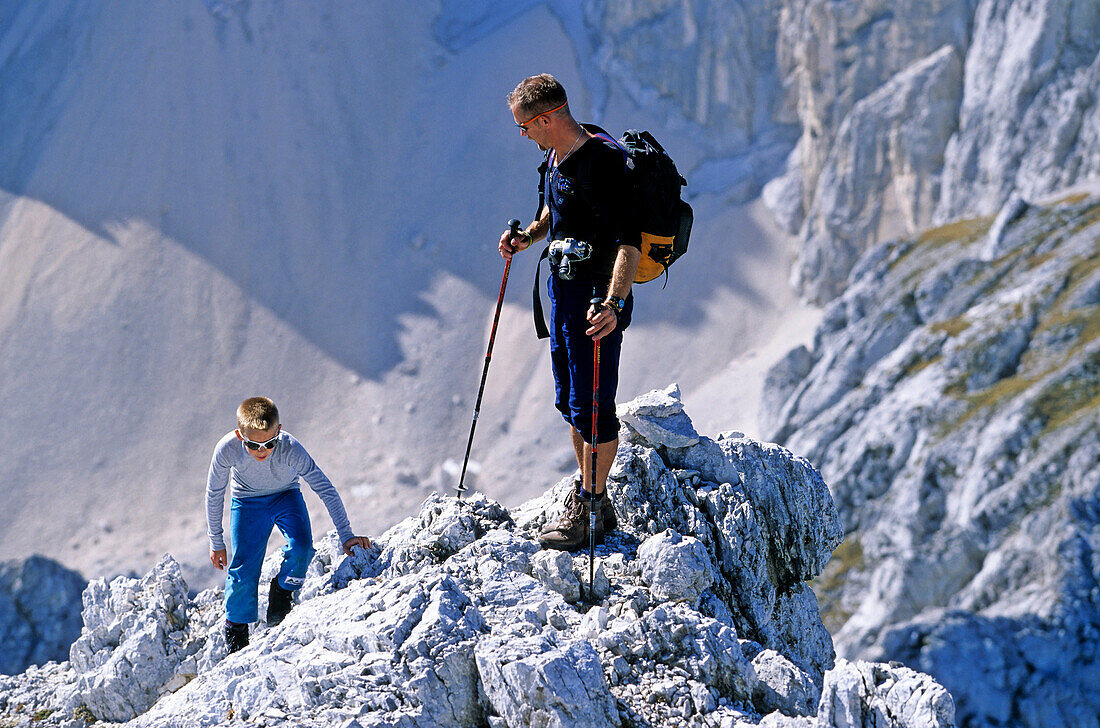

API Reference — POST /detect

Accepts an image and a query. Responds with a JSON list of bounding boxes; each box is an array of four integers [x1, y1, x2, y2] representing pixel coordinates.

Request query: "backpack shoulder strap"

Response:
[[581, 123, 628, 166], [535, 148, 552, 222], [532, 245, 551, 339]]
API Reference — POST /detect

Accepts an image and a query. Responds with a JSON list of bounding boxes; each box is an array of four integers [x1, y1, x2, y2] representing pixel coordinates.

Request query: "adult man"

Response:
[[499, 74, 641, 551]]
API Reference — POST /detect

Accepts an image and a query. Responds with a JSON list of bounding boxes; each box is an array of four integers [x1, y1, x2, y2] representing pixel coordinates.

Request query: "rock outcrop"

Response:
[[762, 192, 1100, 727], [0, 389, 954, 728], [0, 555, 86, 676]]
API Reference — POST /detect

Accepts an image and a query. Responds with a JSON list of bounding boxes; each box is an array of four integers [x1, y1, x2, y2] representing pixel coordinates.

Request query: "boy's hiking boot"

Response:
[[541, 479, 617, 539], [267, 577, 294, 626], [225, 621, 249, 654], [539, 488, 604, 551]]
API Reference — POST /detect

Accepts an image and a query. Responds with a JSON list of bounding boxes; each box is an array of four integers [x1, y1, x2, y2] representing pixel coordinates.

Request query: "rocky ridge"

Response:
[[0, 389, 953, 728], [761, 192, 1100, 727]]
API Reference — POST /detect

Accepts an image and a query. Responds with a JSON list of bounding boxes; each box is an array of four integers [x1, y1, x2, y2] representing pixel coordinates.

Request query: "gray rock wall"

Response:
[[766, 0, 1100, 303]]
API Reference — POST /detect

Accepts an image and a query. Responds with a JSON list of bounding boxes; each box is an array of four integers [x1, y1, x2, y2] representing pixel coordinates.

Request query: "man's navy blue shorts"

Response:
[[548, 275, 633, 444]]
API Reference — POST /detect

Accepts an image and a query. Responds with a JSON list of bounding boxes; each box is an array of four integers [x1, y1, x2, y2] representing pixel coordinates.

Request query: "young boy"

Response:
[[206, 396, 371, 653]]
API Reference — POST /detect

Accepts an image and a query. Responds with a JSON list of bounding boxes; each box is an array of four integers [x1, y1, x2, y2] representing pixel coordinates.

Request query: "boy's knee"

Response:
[[287, 543, 315, 562]]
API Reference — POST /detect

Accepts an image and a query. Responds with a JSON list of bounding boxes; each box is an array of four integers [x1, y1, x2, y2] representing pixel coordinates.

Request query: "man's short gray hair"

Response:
[[507, 73, 568, 117]]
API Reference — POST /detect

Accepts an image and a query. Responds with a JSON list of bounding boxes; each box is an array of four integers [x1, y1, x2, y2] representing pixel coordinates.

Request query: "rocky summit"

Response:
[[762, 193, 1100, 728], [0, 388, 953, 728]]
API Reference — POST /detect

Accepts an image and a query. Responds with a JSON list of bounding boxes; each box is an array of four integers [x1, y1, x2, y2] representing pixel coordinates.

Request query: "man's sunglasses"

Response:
[[241, 429, 280, 451], [515, 101, 567, 131]]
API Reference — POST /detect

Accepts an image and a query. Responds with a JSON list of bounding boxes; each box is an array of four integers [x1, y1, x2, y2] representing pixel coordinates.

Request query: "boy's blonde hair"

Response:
[[237, 397, 280, 432]]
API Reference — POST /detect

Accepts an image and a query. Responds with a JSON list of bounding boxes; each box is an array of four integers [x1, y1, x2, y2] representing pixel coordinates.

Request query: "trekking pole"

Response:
[[587, 296, 603, 603], [456, 219, 521, 499]]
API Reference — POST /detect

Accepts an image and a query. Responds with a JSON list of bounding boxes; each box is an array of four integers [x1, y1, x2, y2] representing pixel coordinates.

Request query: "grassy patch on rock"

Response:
[[1030, 349, 1100, 435], [811, 535, 865, 633]]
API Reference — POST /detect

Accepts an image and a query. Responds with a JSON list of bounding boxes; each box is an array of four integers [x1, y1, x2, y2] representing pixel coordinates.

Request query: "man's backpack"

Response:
[[530, 125, 693, 339], [601, 127, 693, 284], [537, 125, 693, 284]]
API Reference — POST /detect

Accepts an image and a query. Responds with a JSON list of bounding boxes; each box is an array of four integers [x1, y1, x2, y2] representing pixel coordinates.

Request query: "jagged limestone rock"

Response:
[[374, 492, 512, 577], [619, 382, 701, 449], [637, 529, 715, 603], [0, 555, 86, 676], [475, 636, 620, 728], [817, 659, 955, 728], [764, 193, 1100, 728], [65, 555, 195, 722], [531, 549, 581, 604], [746, 646, 818, 717], [773, 0, 1099, 303], [0, 391, 954, 728], [980, 194, 1030, 261], [936, 0, 1100, 223], [760, 344, 815, 438], [792, 45, 963, 302]]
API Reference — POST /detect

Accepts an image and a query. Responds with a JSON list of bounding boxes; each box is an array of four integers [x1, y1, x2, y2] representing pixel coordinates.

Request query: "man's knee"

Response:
[[573, 413, 620, 444]]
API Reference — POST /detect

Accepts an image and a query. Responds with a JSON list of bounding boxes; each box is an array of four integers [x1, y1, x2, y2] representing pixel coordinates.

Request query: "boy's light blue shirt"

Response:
[[205, 430, 354, 551]]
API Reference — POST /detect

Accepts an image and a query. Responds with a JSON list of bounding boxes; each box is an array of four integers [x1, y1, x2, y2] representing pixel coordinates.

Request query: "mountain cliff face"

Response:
[[0, 392, 955, 728], [762, 193, 1100, 727], [767, 0, 1100, 303]]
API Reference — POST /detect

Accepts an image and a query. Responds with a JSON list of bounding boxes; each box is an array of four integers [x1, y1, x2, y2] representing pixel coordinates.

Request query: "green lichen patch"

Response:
[[1034, 305, 1100, 350], [889, 215, 995, 285], [72, 705, 96, 724]]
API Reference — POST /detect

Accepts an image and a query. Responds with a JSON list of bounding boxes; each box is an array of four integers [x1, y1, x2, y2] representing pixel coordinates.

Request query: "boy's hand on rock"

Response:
[[210, 548, 227, 570], [343, 536, 372, 556]]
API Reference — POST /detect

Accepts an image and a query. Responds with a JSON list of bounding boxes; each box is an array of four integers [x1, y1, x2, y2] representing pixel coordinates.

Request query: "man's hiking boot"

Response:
[[539, 488, 604, 551], [225, 620, 249, 654], [541, 479, 617, 539], [267, 577, 294, 626]]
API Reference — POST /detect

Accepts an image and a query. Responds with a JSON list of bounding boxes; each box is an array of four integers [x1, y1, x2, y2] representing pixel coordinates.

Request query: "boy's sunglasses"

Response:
[[241, 429, 280, 451]]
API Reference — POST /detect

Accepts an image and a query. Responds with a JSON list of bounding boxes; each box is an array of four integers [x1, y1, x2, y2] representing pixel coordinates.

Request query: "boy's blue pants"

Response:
[[225, 488, 315, 624]]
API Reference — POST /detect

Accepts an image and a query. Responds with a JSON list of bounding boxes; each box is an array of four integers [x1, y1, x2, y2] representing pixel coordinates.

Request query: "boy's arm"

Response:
[[288, 441, 356, 547], [205, 441, 233, 555]]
